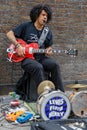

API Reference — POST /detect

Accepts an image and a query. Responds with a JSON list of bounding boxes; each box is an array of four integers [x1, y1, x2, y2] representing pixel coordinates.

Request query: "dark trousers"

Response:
[[21, 56, 64, 93]]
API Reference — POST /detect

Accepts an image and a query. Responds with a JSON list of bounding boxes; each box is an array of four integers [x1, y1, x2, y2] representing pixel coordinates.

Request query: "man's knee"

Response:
[[35, 63, 44, 71], [52, 61, 60, 70]]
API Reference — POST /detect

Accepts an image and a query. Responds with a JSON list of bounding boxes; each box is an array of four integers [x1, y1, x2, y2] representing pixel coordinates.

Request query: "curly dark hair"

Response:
[[30, 4, 52, 23]]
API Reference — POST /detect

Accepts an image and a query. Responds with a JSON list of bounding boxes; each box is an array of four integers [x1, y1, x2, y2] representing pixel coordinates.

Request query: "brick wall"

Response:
[[0, 0, 87, 85]]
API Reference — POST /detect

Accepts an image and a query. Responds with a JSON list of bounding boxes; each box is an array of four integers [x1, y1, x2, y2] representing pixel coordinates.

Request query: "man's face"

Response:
[[37, 10, 48, 26]]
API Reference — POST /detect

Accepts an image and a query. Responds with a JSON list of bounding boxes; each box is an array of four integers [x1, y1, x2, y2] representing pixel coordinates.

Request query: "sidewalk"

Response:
[[0, 96, 33, 130], [0, 86, 87, 130], [0, 120, 31, 130]]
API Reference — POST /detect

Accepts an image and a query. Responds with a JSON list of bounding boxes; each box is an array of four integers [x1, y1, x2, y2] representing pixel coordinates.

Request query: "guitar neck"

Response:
[[33, 49, 67, 54]]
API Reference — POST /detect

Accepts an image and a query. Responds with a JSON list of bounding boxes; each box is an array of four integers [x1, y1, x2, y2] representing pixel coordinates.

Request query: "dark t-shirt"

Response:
[[12, 21, 53, 59], [12, 21, 53, 47]]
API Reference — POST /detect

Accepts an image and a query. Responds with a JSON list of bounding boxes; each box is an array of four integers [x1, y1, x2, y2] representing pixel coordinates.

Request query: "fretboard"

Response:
[[32, 49, 67, 54]]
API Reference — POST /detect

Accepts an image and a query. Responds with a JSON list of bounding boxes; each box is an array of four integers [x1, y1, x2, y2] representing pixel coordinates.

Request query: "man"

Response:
[[6, 4, 64, 98]]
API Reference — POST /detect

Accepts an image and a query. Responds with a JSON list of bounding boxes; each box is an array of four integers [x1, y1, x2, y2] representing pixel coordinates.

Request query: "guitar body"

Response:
[[7, 39, 39, 62]]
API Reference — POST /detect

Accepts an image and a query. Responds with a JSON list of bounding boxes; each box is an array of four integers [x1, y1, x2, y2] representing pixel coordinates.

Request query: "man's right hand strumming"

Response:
[[15, 44, 25, 57]]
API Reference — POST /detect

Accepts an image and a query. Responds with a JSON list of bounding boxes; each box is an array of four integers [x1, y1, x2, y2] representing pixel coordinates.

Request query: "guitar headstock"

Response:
[[67, 49, 78, 56]]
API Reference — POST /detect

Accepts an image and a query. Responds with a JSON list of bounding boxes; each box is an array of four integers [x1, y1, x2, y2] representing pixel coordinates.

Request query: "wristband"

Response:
[[15, 43, 20, 49]]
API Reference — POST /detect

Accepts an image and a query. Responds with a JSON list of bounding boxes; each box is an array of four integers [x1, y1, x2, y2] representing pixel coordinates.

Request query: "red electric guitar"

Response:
[[7, 39, 78, 62]]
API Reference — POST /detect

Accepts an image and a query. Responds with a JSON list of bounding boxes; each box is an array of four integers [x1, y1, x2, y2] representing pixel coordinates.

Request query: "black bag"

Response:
[[31, 119, 87, 130], [31, 122, 65, 130]]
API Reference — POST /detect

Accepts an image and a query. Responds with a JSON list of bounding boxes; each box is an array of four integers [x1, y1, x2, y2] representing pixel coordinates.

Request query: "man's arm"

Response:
[[7, 30, 19, 46], [6, 30, 25, 56]]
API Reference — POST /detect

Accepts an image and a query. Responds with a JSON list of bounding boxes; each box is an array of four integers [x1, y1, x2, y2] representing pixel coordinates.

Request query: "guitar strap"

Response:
[[38, 26, 49, 47]]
